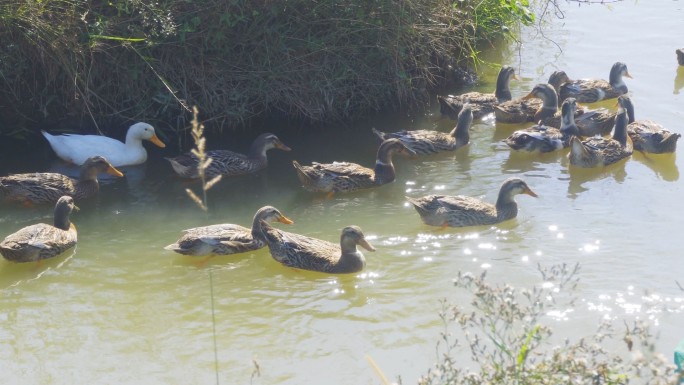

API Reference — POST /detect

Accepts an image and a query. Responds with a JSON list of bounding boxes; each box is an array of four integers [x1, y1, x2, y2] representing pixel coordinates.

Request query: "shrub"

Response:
[[0, 0, 535, 139], [419, 263, 679, 385]]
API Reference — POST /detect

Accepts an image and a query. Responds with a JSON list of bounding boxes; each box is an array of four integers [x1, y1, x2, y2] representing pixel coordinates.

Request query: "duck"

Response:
[[260, 222, 375, 274], [504, 98, 581, 153], [164, 206, 293, 260], [541, 73, 616, 136], [568, 107, 633, 168], [42, 122, 165, 167], [0, 156, 124, 205], [617, 95, 681, 154], [558, 62, 632, 103], [292, 138, 415, 195], [494, 83, 558, 124], [0, 196, 78, 263], [437, 65, 518, 119], [406, 178, 537, 228], [371, 104, 473, 155], [166, 133, 291, 179], [678, 49, 684, 66]]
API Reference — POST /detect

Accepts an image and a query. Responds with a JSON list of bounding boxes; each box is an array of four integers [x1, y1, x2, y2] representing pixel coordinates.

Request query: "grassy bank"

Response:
[[0, 0, 534, 140]]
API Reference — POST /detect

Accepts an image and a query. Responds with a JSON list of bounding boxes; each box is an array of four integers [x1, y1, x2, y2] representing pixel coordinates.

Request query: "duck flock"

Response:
[[2, 51, 683, 274]]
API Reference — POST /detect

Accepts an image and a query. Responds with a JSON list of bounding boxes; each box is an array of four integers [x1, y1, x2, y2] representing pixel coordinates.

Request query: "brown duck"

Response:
[[0, 196, 78, 263], [406, 178, 537, 228], [0, 156, 123, 205]]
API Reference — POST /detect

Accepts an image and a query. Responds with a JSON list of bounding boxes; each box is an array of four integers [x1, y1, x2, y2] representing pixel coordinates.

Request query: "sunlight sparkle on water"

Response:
[[463, 248, 472, 255], [478, 243, 496, 250], [547, 308, 574, 321], [434, 185, 446, 191], [521, 255, 529, 262], [581, 240, 600, 253], [405, 181, 416, 186], [480, 263, 491, 269]]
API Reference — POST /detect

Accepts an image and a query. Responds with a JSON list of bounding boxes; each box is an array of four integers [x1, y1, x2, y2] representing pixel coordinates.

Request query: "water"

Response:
[[2, 2, 684, 383]]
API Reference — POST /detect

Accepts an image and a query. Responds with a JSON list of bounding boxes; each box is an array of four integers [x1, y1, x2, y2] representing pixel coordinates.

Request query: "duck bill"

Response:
[[150, 134, 166, 148], [624, 71, 633, 79], [107, 165, 124, 177], [73, 204, 80, 212], [276, 141, 292, 151], [512, 74, 521, 81], [359, 238, 376, 252], [524, 187, 538, 198], [278, 215, 294, 225], [522, 92, 535, 100]]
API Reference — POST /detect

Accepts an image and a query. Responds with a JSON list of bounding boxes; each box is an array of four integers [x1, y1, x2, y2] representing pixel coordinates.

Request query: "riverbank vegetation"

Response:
[[0, 0, 538, 140]]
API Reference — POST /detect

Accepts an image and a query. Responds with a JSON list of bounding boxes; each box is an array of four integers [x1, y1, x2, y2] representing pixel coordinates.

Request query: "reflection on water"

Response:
[[2, 2, 684, 384], [675, 66, 684, 94], [632, 151, 679, 182], [565, 160, 628, 198]]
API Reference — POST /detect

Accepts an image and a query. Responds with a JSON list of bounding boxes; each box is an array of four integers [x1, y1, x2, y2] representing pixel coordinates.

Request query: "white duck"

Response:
[[42, 122, 165, 167]]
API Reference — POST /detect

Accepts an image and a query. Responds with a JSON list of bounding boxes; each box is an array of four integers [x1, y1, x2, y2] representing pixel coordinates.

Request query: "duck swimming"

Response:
[[618, 95, 681, 154], [261, 223, 375, 274], [437, 65, 518, 119], [504, 98, 580, 153], [292, 138, 415, 195], [372, 104, 473, 156], [1, 156, 123, 205], [558, 62, 632, 103], [494, 83, 558, 124], [568, 107, 633, 168], [164, 206, 293, 259], [166, 133, 291, 179], [0, 196, 78, 263], [42, 122, 165, 166], [406, 178, 537, 228]]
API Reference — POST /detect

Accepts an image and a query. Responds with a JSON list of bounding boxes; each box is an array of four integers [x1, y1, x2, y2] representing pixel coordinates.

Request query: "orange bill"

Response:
[[522, 92, 535, 100], [149, 134, 166, 148], [107, 165, 124, 177], [525, 187, 538, 198], [359, 238, 376, 252], [276, 140, 292, 151], [278, 215, 294, 225]]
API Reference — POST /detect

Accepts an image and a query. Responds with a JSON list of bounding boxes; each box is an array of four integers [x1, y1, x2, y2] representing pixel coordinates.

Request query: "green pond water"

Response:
[[1, 2, 683, 384]]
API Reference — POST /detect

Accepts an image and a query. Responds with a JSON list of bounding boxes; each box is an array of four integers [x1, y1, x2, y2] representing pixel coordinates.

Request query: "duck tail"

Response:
[[163, 243, 182, 252], [660, 133, 681, 152], [405, 195, 422, 209], [371, 127, 387, 141], [165, 156, 197, 178], [292, 160, 309, 181]]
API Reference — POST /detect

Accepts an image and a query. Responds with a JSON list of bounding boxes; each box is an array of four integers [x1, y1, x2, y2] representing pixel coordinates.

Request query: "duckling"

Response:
[[164, 206, 293, 258], [260, 223, 375, 274], [678, 49, 684, 66], [166, 133, 291, 179], [494, 83, 558, 124], [406, 178, 537, 228], [559, 62, 632, 103], [504, 98, 580, 153], [42, 122, 165, 166], [1, 156, 124, 205], [568, 107, 633, 168], [437, 66, 518, 119], [618, 95, 681, 154], [0, 196, 78, 263], [372, 104, 473, 155], [292, 138, 415, 194]]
